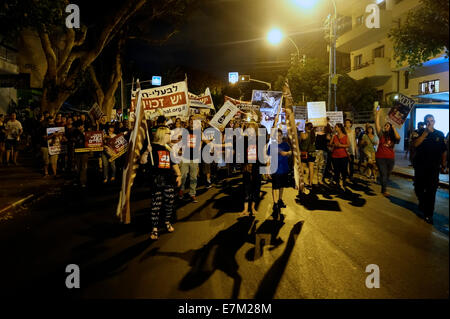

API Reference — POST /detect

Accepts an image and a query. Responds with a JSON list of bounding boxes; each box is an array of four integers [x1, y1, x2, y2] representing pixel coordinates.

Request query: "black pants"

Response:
[[332, 157, 348, 184], [414, 167, 440, 218], [150, 175, 175, 229], [324, 150, 333, 179], [348, 154, 355, 178], [376, 158, 395, 193], [243, 168, 261, 204]]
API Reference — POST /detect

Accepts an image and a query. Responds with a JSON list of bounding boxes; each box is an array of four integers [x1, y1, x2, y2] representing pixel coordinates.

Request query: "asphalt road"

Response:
[[0, 173, 448, 299]]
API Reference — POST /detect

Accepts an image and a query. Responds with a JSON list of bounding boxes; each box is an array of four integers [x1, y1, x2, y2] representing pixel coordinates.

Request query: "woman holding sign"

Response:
[[149, 126, 182, 241], [375, 108, 400, 197], [102, 124, 117, 183]]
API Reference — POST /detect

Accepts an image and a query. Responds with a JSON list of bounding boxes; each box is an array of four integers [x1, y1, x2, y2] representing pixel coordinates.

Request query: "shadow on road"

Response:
[[140, 216, 257, 298], [254, 221, 304, 299]]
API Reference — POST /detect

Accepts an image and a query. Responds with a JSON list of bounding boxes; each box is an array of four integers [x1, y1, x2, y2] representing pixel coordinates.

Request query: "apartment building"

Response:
[[336, 0, 449, 151], [0, 43, 19, 115]]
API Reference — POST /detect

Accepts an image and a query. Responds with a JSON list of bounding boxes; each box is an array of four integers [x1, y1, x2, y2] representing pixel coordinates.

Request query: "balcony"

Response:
[[348, 57, 392, 81], [0, 46, 18, 74], [336, 10, 392, 53]]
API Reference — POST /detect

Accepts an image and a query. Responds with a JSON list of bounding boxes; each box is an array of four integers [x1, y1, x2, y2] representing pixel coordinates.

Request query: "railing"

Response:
[[352, 57, 390, 71]]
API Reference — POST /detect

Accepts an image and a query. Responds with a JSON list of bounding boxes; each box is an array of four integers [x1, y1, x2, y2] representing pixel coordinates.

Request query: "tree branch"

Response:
[[39, 31, 58, 79]]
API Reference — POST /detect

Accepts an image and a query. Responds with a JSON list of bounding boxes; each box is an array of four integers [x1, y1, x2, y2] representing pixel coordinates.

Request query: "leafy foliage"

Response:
[[388, 0, 449, 69]]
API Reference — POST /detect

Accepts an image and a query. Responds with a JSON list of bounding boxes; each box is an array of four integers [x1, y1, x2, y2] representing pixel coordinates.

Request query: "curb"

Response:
[[0, 194, 35, 215], [392, 170, 449, 189]]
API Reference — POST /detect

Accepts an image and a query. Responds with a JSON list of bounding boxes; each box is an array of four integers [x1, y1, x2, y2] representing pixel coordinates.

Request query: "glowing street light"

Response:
[[267, 28, 283, 46], [293, 0, 318, 9]]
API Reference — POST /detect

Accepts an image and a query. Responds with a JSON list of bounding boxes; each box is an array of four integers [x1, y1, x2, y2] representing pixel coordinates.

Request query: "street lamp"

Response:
[[293, 0, 337, 111], [267, 28, 300, 64]]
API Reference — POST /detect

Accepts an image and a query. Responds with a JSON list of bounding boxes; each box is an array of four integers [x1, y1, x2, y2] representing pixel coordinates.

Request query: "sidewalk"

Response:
[[392, 152, 449, 189], [0, 152, 67, 215]]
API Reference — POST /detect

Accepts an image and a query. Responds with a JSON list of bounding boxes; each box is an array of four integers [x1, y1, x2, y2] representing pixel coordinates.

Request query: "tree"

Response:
[[274, 58, 378, 112], [389, 0, 449, 69]]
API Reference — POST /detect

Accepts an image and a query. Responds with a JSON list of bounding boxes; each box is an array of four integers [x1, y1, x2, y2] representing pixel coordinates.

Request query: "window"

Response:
[[419, 80, 440, 94], [373, 46, 385, 59], [404, 71, 409, 89], [354, 54, 362, 69], [355, 15, 364, 26]]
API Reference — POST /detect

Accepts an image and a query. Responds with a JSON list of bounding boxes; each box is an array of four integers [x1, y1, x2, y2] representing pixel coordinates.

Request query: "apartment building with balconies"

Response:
[[0, 42, 19, 115], [336, 0, 449, 151]]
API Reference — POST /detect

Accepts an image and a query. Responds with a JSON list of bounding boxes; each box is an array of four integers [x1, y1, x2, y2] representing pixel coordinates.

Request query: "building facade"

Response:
[[336, 0, 449, 151], [0, 43, 19, 115]]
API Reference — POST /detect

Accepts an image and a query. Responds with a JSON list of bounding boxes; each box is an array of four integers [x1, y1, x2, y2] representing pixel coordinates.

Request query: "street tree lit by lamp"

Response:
[[267, 28, 283, 45]]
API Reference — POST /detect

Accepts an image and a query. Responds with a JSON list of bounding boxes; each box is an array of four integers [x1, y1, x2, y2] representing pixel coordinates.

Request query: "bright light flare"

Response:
[[267, 28, 283, 45], [293, 0, 318, 9]]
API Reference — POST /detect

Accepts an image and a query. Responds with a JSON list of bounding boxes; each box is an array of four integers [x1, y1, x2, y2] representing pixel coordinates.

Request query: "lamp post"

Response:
[[295, 0, 337, 111]]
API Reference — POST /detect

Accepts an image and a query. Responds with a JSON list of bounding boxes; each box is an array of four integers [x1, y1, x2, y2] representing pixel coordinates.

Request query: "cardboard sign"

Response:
[[388, 94, 415, 127], [294, 106, 307, 120], [75, 131, 104, 152], [307, 101, 327, 127], [326, 111, 344, 127], [47, 127, 66, 156], [209, 101, 239, 130], [251, 90, 282, 115], [189, 88, 215, 110], [88, 103, 104, 123], [131, 81, 189, 119], [105, 133, 128, 162]]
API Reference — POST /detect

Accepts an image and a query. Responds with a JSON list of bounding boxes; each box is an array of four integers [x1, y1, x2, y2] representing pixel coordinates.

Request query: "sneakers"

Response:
[[206, 181, 212, 189], [190, 196, 198, 203]]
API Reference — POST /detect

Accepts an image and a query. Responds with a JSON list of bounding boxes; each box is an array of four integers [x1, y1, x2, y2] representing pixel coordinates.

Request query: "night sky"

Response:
[[126, 0, 333, 83]]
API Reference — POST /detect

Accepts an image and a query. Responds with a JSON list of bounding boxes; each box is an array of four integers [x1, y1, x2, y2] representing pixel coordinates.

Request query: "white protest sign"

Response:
[[189, 88, 215, 110], [47, 127, 66, 155], [130, 81, 189, 119], [209, 101, 238, 130], [326, 111, 343, 127], [307, 101, 327, 127]]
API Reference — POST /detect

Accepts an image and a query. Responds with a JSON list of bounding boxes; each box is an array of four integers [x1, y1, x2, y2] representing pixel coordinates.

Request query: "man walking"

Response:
[[5, 112, 23, 165], [344, 118, 356, 180], [412, 114, 447, 224]]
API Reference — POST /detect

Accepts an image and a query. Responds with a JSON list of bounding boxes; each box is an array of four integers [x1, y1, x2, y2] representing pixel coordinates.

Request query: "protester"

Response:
[[344, 119, 356, 181], [330, 123, 349, 188], [5, 112, 23, 165], [374, 108, 401, 196], [0, 114, 5, 165], [40, 116, 59, 177], [73, 120, 89, 187], [268, 129, 292, 220], [409, 121, 425, 165], [412, 114, 447, 224], [65, 117, 76, 173], [361, 125, 378, 179], [102, 124, 117, 183], [179, 116, 201, 202], [148, 126, 182, 240], [300, 122, 316, 188], [314, 124, 332, 185], [240, 122, 262, 216]]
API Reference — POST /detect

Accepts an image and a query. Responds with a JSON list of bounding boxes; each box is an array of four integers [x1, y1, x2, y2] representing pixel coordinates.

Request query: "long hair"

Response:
[[305, 122, 316, 144], [336, 123, 347, 135], [383, 122, 396, 141], [153, 126, 170, 144]]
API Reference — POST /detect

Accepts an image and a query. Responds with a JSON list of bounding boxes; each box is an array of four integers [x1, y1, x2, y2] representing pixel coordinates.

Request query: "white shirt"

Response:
[[5, 120, 22, 140]]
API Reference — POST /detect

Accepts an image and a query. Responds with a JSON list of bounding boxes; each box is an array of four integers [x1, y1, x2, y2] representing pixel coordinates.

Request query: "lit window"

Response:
[[419, 80, 440, 94]]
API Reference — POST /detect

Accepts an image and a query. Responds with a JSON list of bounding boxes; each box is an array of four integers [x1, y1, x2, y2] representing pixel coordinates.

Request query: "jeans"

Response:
[[180, 161, 199, 196], [101, 153, 116, 180], [376, 158, 395, 193]]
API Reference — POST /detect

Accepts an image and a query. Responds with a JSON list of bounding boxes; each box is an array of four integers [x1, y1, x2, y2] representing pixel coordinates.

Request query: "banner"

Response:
[[307, 101, 327, 127], [189, 88, 215, 110], [283, 80, 304, 191], [131, 81, 189, 119], [88, 103, 104, 123], [47, 127, 66, 156], [326, 111, 343, 127], [105, 133, 129, 162], [209, 101, 239, 130], [387, 94, 415, 127], [117, 89, 148, 224], [251, 90, 282, 115]]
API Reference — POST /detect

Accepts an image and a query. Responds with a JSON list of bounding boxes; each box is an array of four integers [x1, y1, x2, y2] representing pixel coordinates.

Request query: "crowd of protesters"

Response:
[[1, 106, 448, 238]]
